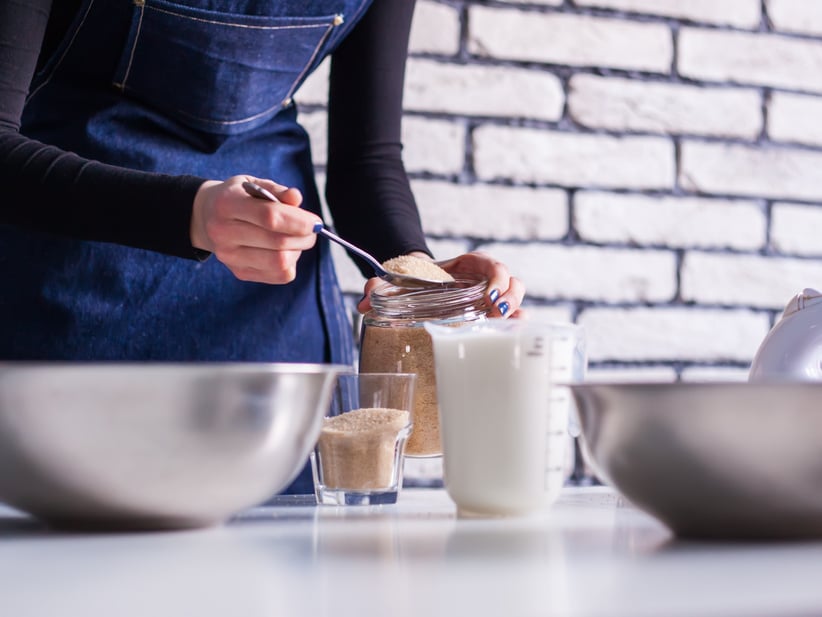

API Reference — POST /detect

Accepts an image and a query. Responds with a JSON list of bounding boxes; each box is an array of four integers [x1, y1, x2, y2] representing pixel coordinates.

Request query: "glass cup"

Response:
[[311, 372, 417, 506]]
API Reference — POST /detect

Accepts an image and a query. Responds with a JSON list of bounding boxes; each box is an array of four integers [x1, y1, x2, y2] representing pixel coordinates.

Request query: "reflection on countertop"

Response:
[[1, 487, 821, 617]]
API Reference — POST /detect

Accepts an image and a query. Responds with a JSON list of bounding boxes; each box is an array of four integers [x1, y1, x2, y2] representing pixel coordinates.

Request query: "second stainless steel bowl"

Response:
[[571, 381, 822, 539]]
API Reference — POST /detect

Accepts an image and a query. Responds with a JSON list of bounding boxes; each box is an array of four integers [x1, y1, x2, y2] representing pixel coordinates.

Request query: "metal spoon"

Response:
[[242, 181, 450, 287]]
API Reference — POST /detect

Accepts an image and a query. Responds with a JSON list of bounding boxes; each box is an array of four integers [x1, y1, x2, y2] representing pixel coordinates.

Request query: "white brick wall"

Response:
[[474, 127, 675, 189], [771, 202, 822, 256], [767, 0, 822, 36], [568, 75, 762, 138], [767, 92, 822, 146], [468, 7, 673, 73], [298, 110, 327, 165], [578, 307, 768, 362], [576, 0, 761, 28], [679, 28, 822, 93], [402, 116, 465, 175], [477, 243, 677, 303], [405, 59, 564, 120], [411, 180, 568, 240], [681, 253, 822, 309], [408, 0, 460, 54], [574, 192, 766, 250], [298, 0, 822, 381], [680, 142, 822, 202]]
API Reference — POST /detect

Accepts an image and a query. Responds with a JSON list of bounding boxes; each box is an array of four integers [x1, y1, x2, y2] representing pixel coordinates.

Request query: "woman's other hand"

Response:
[[356, 251, 525, 318], [190, 175, 320, 284]]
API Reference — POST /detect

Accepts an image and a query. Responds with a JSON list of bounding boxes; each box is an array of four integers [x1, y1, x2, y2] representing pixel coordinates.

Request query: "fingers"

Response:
[[487, 275, 526, 318], [356, 277, 383, 314], [355, 251, 526, 319], [207, 218, 317, 253], [439, 251, 526, 318], [192, 176, 321, 284], [217, 246, 303, 284], [228, 178, 315, 235]]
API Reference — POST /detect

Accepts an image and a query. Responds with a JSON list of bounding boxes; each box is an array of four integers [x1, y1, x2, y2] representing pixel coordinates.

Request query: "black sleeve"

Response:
[[0, 0, 207, 260], [325, 0, 431, 277]]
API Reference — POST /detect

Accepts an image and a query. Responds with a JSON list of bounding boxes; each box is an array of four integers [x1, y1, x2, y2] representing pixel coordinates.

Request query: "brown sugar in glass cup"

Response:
[[311, 372, 417, 506], [358, 274, 491, 457]]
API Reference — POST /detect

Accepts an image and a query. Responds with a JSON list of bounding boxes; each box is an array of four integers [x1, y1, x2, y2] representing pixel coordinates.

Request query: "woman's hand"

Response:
[[356, 251, 525, 318], [190, 175, 321, 284]]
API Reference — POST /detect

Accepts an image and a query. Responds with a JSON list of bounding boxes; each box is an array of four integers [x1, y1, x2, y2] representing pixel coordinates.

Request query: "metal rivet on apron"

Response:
[[134, 0, 145, 6], [282, 97, 293, 108], [333, 14, 344, 26]]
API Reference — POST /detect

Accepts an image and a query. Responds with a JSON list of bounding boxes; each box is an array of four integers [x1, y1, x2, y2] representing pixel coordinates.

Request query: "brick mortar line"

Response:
[[763, 199, 775, 255], [403, 174, 822, 209], [434, 232, 820, 260], [587, 360, 754, 368], [448, 0, 822, 41], [432, 231, 822, 262], [761, 0, 772, 32], [673, 248, 684, 303], [555, 298, 778, 312], [405, 53, 822, 102], [403, 114, 822, 156]]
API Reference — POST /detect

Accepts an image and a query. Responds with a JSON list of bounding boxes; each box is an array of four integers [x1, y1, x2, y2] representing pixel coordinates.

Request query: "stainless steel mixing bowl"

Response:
[[0, 362, 350, 530], [570, 381, 822, 539]]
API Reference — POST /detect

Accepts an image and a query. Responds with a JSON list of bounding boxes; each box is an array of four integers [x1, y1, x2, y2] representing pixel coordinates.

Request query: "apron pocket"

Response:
[[113, 0, 343, 135]]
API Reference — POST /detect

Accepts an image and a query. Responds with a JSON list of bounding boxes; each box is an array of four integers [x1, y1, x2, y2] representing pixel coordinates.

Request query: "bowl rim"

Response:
[[0, 362, 354, 374]]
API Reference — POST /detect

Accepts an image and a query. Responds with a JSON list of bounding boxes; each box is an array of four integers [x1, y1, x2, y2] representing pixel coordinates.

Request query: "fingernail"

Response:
[[489, 288, 500, 304], [498, 301, 510, 317]]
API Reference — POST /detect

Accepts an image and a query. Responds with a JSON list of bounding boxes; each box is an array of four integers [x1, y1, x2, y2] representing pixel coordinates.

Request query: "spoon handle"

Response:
[[312, 224, 388, 278], [241, 180, 279, 203], [241, 181, 388, 278]]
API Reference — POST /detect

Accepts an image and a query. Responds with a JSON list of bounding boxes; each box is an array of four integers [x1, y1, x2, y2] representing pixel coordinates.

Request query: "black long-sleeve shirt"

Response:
[[0, 0, 428, 268]]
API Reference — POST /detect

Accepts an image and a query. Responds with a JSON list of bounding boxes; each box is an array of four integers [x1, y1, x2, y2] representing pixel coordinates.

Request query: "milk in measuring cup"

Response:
[[425, 320, 559, 517]]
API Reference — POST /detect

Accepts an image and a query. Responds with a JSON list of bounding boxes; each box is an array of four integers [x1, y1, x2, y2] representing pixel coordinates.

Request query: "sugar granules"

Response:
[[359, 326, 441, 457], [381, 255, 454, 283], [318, 407, 410, 490]]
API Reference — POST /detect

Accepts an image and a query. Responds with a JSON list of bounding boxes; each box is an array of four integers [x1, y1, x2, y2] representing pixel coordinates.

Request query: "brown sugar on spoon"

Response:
[[381, 255, 454, 284]]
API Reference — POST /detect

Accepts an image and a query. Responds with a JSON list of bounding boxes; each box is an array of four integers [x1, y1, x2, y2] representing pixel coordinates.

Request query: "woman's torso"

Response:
[[4, 0, 372, 363]]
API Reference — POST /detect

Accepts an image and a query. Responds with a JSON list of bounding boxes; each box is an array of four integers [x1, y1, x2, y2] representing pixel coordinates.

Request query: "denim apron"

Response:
[[8, 0, 372, 492]]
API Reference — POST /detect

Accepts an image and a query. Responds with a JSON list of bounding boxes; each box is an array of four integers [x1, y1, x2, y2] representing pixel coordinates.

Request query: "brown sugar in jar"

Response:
[[359, 275, 491, 457]]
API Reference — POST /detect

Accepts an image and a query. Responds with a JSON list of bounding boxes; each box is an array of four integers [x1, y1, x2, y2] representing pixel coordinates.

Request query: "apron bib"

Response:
[[8, 0, 372, 363], [8, 0, 373, 492]]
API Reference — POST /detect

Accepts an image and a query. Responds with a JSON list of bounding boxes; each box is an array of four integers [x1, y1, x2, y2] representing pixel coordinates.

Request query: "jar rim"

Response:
[[368, 274, 490, 323], [371, 274, 487, 301]]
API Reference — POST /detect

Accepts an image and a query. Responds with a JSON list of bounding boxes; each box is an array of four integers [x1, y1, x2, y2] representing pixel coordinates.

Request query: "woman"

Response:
[[0, 0, 524, 491]]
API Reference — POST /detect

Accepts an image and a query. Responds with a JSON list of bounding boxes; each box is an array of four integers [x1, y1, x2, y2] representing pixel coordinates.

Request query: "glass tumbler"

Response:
[[311, 372, 417, 506]]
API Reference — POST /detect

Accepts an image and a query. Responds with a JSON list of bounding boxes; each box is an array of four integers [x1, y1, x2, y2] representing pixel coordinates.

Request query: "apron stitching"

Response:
[[113, 1, 146, 91], [28, 0, 97, 102], [164, 98, 290, 126], [283, 16, 341, 105], [146, 6, 332, 30]]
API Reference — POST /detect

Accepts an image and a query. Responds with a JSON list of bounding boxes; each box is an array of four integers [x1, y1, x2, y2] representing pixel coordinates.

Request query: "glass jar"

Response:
[[359, 274, 491, 457]]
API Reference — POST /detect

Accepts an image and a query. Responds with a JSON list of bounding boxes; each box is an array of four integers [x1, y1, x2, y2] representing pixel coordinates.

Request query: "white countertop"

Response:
[[2, 486, 821, 617]]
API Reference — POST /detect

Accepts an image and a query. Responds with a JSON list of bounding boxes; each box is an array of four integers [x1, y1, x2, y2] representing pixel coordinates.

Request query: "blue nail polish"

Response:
[[489, 288, 500, 303], [498, 301, 510, 317]]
